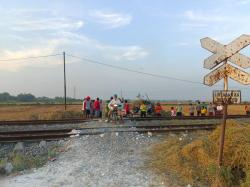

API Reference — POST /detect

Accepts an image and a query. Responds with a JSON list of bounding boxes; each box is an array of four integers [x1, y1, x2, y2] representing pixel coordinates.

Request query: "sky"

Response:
[[0, 0, 250, 100]]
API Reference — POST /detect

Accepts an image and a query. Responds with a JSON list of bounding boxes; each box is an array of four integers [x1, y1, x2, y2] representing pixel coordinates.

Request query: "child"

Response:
[[171, 107, 176, 117]]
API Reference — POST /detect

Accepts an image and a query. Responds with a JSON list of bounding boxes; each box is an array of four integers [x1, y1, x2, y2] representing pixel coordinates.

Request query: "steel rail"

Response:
[[0, 123, 217, 142], [0, 115, 249, 126]]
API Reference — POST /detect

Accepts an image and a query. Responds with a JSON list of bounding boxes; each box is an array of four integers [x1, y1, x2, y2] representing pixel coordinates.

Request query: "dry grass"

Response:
[[0, 103, 247, 121], [0, 105, 82, 120], [146, 120, 250, 187]]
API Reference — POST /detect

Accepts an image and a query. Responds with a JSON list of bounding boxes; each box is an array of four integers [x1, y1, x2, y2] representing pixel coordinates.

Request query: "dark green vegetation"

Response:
[[0, 92, 81, 104]]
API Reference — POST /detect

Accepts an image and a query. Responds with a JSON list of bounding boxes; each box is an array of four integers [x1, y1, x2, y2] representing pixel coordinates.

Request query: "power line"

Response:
[[0, 54, 62, 62], [66, 53, 205, 85], [66, 53, 250, 91], [0, 52, 248, 91]]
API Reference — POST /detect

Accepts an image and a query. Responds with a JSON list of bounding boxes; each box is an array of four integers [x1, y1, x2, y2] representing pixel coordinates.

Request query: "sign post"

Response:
[[201, 34, 250, 166]]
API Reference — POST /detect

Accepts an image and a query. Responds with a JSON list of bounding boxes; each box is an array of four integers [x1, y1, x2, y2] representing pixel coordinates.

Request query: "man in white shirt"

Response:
[[108, 94, 121, 121]]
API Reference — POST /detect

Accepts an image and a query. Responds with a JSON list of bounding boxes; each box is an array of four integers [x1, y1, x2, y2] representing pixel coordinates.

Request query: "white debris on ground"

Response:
[[0, 123, 170, 187]]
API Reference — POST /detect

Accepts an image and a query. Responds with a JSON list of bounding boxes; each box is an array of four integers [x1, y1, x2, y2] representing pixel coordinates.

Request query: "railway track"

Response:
[[0, 115, 249, 126], [128, 115, 250, 121], [1, 115, 249, 142], [0, 123, 218, 142], [0, 119, 94, 125]]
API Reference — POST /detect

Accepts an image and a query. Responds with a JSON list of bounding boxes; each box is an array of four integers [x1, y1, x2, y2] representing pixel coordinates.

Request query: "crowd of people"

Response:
[[82, 96, 102, 118], [82, 95, 250, 120]]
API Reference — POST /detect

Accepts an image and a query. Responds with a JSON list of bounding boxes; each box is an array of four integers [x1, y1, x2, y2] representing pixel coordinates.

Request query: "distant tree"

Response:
[[0, 92, 82, 103], [17, 93, 36, 102], [0, 92, 15, 101]]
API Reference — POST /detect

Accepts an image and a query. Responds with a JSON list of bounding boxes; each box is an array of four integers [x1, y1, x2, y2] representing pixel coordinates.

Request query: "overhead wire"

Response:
[[0, 52, 248, 91], [66, 53, 250, 91], [66, 53, 205, 85]]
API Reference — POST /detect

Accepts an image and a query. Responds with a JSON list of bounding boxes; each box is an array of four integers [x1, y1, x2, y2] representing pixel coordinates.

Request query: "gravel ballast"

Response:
[[0, 125, 170, 187]]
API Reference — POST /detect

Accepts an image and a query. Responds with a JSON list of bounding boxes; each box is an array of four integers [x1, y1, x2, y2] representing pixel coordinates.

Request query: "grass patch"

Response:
[[0, 158, 7, 174], [0, 144, 63, 174], [9, 152, 47, 172], [146, 120, 250, 187]]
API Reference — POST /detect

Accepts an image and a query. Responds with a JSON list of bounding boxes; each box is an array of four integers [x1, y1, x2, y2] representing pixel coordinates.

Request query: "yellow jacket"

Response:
[[140, 104, 147, 112]]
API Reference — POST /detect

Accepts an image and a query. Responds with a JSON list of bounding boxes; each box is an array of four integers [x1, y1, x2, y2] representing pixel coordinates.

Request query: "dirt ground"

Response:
[[0, 103, 247, 121], [0, 127, 177, 187]]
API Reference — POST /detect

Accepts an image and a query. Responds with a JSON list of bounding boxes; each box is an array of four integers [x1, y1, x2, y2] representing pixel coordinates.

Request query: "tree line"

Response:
[[0, 92, 81, 104]]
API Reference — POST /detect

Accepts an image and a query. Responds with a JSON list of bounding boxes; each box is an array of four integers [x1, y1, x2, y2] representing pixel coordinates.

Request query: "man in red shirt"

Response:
[[94, 97, 101, 118], [124, 100, 130, 116]]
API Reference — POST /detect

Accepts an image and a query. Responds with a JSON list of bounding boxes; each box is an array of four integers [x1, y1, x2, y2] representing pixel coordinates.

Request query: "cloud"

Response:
[[0, 9, 147, 71], [13, 18, 84, 31], [56, 31, 148, 62], [184, 10, 226, 22], [90, 10, 132, 28], [180, 9, 250, 42], [101, 46, 148, 61]]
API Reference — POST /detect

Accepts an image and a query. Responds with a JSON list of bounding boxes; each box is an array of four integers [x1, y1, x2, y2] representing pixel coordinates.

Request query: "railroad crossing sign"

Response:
[[201, 34, 250, 167], [204, 63, 250, 86], [213, 90, 241, 104], [201, 34, 250, 70], [201, 34, 250, 86]]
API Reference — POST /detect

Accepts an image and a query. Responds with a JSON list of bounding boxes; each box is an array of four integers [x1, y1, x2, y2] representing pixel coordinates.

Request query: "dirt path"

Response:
[[0, 130, 172, 187]]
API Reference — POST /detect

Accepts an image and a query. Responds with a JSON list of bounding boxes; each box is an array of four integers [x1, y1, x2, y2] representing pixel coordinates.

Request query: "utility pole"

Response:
[[218, 60, 228, 166], [63, 51, 67, 110]]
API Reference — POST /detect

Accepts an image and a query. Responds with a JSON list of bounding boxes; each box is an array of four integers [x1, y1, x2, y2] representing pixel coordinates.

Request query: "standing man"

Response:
[[188, 103, 195, 116], [94, 97, 100, 118], [207, 103, 215, 116], [124, 100, 130, 117], [155, 102, 162, 116], [196, 101, 202, 116], [84, 96, 91, 118], [176, 103, 183, 117]]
